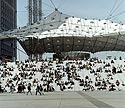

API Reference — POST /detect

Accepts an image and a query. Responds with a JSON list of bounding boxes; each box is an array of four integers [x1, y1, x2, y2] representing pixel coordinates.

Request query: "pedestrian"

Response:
[[116, 80, 120, 86], [22, 83, 26, 94], [35, 84, 41, 95], [27, 83, 32, 95], [10, 83, 15, 94], [40, 84, 44, 95]]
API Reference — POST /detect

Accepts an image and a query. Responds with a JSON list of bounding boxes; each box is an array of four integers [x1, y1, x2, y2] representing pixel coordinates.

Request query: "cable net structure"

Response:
[[1, 10, 125, 58]]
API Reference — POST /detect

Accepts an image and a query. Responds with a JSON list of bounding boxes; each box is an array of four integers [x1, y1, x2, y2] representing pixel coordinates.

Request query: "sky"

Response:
[[16, 0, 125, 60], [17, 0, 125, 27]]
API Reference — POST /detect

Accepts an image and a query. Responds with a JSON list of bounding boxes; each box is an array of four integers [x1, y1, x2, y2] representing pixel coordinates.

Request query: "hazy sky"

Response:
[[17, 0, 125, 27], [16, 0, 125, 60]]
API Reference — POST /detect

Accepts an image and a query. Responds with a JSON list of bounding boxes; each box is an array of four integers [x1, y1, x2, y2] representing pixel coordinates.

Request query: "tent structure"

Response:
[[1, 9, 125, 56]]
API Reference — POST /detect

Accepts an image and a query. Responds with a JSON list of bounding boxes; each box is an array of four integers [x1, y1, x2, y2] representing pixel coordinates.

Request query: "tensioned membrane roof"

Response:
[[1, 10, 125, 55]]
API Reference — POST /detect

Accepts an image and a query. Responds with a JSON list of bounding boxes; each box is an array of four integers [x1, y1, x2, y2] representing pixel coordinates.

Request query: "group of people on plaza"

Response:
[[0, 56, 124, 95], [26, 83, 44, 95]]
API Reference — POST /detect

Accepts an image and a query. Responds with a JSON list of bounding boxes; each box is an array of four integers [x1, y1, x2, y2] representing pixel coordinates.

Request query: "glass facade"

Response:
[[0, 0, 17, 61]]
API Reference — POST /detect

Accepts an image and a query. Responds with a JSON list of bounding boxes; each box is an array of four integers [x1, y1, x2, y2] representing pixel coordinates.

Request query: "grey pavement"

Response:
[[0, 91, 125, 108]]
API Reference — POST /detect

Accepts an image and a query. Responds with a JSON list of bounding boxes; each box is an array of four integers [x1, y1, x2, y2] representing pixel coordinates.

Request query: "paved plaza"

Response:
[[0, 91, 125, 108]]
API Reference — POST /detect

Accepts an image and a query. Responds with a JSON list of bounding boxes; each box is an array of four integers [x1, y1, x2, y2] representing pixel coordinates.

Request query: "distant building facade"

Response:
[[28, 0, 42, 25], [0, 0, 17, 61]]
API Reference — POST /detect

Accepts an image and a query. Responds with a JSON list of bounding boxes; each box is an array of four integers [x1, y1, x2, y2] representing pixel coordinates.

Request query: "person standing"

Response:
[[40, 84, 44, 95], [10, 83, 15, 94], [22, 83, 26, 94]]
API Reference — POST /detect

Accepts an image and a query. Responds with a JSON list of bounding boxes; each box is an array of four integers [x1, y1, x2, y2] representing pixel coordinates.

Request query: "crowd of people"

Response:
[[0, 56, 125, 95]]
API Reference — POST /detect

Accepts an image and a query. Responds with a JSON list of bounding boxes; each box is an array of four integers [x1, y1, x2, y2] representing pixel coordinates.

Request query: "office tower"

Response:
[[28, 0, 42, 25], [0, 0, 17, 61]]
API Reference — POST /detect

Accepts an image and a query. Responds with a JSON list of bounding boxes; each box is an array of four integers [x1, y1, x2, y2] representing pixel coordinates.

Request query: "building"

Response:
[[28, 0, 42, 25], [1, 10, 125, 60], [0, 0, 17, 61]]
